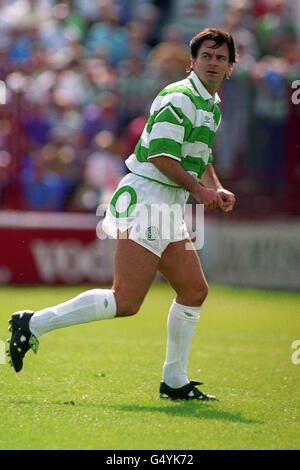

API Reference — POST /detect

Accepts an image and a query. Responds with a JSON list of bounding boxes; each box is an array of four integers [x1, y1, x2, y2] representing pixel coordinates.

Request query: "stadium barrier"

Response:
[[200, 218, 300, 291], [0, 211, 115, 285], [0, 211, 299, 291]]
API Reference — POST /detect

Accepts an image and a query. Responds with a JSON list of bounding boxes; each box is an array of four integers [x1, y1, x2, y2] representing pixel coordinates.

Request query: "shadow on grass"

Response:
[[111, 403, 262, 424], [9, 399, 262, 425]]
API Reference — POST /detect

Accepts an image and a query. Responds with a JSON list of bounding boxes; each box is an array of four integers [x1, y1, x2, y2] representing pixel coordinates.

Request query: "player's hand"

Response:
[[192, 185, 223, 210], [217, 188, 236, 212]]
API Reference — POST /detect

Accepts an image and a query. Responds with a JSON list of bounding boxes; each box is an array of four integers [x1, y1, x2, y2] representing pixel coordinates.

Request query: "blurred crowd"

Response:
[[0, 0, 299, 217]]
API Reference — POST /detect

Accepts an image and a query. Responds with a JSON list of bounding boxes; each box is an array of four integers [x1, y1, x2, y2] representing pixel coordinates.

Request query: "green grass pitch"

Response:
[[0, 282, 299, 450]]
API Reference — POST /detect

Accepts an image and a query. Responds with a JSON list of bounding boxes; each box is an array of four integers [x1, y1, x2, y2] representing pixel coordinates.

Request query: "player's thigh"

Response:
[[158, 238, 208, 306], [112, 232, 160, 316]]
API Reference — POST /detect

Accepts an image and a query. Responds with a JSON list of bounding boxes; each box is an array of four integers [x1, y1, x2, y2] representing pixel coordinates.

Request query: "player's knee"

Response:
[[115, 299, 141, 317], [199, 281, 209, 303], [113, 288, 143, 317], [177, 281, 208, 306], [189, 281, 209, 305]]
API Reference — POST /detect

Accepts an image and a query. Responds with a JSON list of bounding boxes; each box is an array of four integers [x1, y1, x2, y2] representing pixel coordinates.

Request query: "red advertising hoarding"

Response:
[[0, 211, 115, 285]]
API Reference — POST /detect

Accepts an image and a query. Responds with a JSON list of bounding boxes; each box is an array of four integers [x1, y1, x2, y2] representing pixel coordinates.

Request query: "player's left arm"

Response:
[[199, 163, 236, 212]]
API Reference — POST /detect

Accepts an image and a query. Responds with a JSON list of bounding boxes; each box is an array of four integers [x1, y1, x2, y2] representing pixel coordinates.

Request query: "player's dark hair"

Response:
[[189, 28, 238, 64]]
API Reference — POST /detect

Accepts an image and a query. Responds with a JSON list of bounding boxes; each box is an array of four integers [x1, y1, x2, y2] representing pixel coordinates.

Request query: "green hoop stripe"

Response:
[[110, 186, 137, 218]]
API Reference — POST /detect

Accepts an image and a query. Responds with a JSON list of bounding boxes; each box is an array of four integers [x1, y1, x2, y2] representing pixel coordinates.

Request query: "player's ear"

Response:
[[225, 63, 233, 80]]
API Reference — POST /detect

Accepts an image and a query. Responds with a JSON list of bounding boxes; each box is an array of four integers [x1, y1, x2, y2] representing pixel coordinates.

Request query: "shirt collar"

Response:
[[189, 71, 221, 104]]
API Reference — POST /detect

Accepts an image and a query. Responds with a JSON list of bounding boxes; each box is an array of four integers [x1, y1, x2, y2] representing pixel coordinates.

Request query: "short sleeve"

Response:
[[147, 96, 187, 162]]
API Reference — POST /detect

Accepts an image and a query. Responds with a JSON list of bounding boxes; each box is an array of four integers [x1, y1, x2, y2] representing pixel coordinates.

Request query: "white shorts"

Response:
[[102, 173, 190, 257]]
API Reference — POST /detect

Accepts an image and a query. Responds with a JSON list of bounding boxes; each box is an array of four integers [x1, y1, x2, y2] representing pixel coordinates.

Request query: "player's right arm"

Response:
[[150, 155, 224, 209]]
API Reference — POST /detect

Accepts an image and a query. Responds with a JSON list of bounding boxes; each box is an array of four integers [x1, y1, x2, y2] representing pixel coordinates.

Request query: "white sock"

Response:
[[162, 300, 201, 388], [29, 289, 117, 338]]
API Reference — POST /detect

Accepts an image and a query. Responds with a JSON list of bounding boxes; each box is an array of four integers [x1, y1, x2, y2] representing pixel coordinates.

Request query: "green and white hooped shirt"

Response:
[[125, 71, 222, 189]]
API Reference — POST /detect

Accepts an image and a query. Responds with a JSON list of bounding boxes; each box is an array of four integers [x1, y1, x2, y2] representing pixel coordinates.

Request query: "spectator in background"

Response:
[[249, 54, 290, 188], [21, 150, 65, 211], [85, 3, 129, 66], [125, 20, 152, 64], [254, 0, 297, 57], [70, 130, 125, 211], [81, 91, 122, 149], [118, 54, 161, 126], [22, 102, 53, 148], [8, 26, 34, 67], [81, 57, 118, 104], [73, 0, 102, 23], [170, 0, 227, 43], [147, 23, 190, 88], [37, 2, 76, 53], [135, 2, 161, 48], [222, 0, 255, 34], [21, 130, 82, 211]]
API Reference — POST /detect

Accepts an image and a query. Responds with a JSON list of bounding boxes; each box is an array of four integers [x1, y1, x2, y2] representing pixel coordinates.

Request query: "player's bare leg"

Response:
[[158, 238, 216, 400], [112, 232, 160, 317], [159, 238, 208, 307]]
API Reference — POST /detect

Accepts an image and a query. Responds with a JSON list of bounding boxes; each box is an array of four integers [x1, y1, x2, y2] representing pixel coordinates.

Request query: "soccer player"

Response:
[[8, 28, 236, 401]]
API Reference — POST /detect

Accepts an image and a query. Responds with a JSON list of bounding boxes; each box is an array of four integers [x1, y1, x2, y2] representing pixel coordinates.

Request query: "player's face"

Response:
[[191, 40, 233, 94]]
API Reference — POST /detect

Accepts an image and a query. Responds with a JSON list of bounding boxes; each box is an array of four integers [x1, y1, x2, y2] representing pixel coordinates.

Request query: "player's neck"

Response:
[[203, 82, 218, 97]]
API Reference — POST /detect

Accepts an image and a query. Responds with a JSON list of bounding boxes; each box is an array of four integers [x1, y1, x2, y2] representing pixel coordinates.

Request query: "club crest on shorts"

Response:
[[145, 226, 160, 241]]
